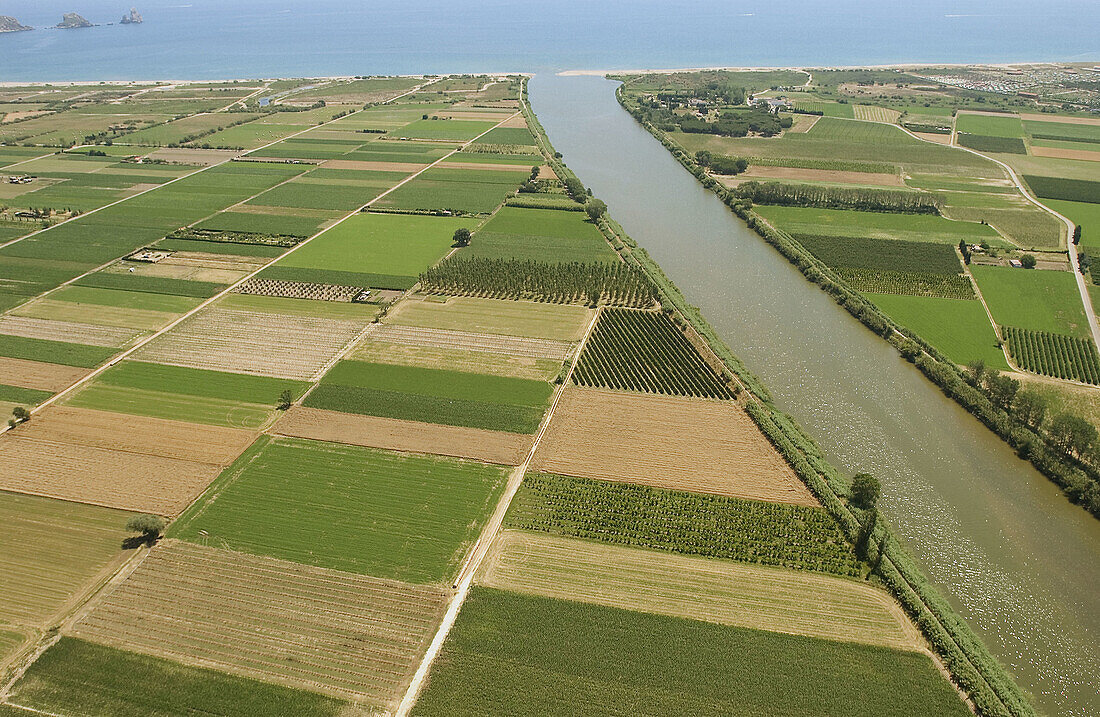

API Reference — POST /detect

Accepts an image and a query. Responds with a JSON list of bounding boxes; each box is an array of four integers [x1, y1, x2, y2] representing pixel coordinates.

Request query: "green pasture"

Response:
[[756, 205, 1002, 244], [955, 113, 1024, 138], [390, 119, 495, 141], [171, 437, 508, 584], [0, 334, 115, 368], [972, 265, 1090, 337], [867, 293, 1008, 368]]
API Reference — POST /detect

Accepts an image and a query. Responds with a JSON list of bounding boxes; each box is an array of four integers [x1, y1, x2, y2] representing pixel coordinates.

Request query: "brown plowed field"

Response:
[[72, 540, 449, 706], [499, 114, 529, 129], [435, 161, 529, 172], [1031, 145, 1100, 162], [274, 406, 530, 465], [0, 436, 222, 515], [320, 159, 425, 172], [0, 356, 89, 391], [533, 388, 816, 505], [15, 406, 256, 464], [478, 531, 921, 651]]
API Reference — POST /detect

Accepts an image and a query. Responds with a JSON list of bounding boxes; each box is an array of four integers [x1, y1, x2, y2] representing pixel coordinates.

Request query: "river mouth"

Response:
[[529, 71, 1100, 717]]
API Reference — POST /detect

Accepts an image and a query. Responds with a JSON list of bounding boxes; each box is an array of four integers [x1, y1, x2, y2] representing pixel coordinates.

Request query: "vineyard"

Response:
[[735, 181, 942, 214], [573, 308, 732, 398], [836, 268, 975, 299], [1003, 326, 1100, 384], [792, 234, 964, 275], [235, 278, 365, 303], [506, 472, 862, 577], [955, 133, 1027, 155], [419, 258, 655, 307]]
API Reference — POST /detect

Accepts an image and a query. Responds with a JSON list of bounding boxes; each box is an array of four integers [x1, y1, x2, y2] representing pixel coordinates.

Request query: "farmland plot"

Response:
[[351, 340, 561, 382], [573, 308, 732, 398], [72, 541, 448, 707], [0, 491, 133, 632], [0, 315, 143, 348], [388, 295, 592, 341], [410, 589, 967, 717], [274, 406, 531, 465], [534, 387, 814, 505], [0, 356, 89, 391], [135, 307, 369, 380], [479, 531, 919, 650], [172, 438, 508, 584], [365, 324, 573, 360]]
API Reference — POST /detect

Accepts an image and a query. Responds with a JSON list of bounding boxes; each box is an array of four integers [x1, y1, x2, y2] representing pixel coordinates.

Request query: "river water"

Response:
[[529, 73, 1100, 716]]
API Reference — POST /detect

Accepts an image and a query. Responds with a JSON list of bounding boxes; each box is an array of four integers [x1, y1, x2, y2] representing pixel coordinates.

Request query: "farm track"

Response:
[[71, 541, 448, 706], [368, 323, 574, 360], [0, 315, 143, 348], [479, 530, 922, 651], [533, 387, 816, 505], [273, 406, 531, 466]]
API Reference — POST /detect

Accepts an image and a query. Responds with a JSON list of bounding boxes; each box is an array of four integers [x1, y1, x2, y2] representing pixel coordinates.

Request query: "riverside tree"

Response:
[[585, 198, 607, 222], [850, 473, 880, 510]]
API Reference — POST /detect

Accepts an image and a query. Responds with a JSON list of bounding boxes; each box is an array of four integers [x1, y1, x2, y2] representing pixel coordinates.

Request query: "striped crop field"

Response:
[[572, 308, 732, 398], [71, 541, 448, 708], [1003, 326, 1100, 384]]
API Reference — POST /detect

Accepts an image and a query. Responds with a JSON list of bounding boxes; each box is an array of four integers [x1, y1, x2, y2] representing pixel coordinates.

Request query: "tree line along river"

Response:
[[528, 72, 1100, 717]]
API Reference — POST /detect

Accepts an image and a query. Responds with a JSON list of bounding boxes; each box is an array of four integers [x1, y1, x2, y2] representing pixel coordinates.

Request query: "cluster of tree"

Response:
[[695, 151, 748, 175], [677, 108, 790, 137], [735, 181, 943, 214], [562, 176, 588, 203]]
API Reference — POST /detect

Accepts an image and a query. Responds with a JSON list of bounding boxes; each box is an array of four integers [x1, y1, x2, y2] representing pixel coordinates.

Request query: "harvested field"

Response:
[[435, 161, 530, 172], [143, 148, 238, 165], [1019, 113, 1100, 126], [852, 105, 901, 123], [236, 277, 364, 302], [135, 307, 368, 380], [0, 356, 88, 391], [1031, 145, 1100, 162], [15, 406, 256, 464], [367, 323, 573, 360], [11, 298, 181, 332], [158, 252, 270, 272], [734, 164, 903, 186], [914, 131, 953, 145], [479, 530, 920, 651], [107, 260, 248, 285], [319, 159, 423, 172], [533, 388, 814, 505], [72, 541, 448, 707], [0, 315, 142, 348], [350, 341, 561, 382], [274, 406, 530, 465], [0, 491, 133, 630], [0, 436, 223, 515], [389, 296, 591, 341]]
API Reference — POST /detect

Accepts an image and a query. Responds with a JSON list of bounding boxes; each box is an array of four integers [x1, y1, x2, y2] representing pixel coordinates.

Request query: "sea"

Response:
[[0, 0, 1097, 82]]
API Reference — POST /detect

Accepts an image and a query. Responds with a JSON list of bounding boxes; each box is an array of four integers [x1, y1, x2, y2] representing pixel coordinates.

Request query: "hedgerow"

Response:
[[734, 181, 943, 214]]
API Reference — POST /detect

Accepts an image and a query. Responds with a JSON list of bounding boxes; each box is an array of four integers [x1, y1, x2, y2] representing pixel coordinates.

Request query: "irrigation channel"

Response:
[[528, 73, 1100, 717]]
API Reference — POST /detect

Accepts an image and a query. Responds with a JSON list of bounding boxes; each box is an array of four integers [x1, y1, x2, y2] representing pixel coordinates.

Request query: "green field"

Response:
[[1047, 199, 1100, 250], [1023, 175, 1100, 205], [1023, 119, 1100, 143], [465, 206, 617, 263], [272, 212, 470, 287], [757, 205, 1003, 244], [390, 119, 495, 141], [6, 638, 346, 717], [305, 360, 553, 434], [411, 588, 968, 717], [972, 265, 1090, 337], [955, 113, 1024, 138], [472, 127, 537, 146], [65, 361, 308, 428], [48, 285, 202, 313], [867, 292, 1008, 368], [171, 437, 508, 583], [196, 210, 328, 237], [0, 334, 116, 368], [376, 168, 524, 214]]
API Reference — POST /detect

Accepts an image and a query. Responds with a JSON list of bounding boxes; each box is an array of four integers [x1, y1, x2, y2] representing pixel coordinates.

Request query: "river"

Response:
[[529, 73, 1100, 716]]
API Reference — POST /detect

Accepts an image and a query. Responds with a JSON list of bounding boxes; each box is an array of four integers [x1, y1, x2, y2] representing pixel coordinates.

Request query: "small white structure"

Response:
[[1008, 259, 1023, 268]]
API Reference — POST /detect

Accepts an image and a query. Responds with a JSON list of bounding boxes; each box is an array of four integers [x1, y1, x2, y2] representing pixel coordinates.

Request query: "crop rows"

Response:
[[507, 473, 862, 577], [72, 541, 447, 706], [746, 156, 899, 175], [419, 258, 655, 307], [793, 234, 963, 275], [573, 308, 731, 398], [955, 133, 1027, 154], [1022, 175, 1100, 205], [368, 324, 573, 360], [1003, 326, 1100, 384], [735, 181, 942, 214], [236, 278, 365, 302], [837, 268, 975, 299]]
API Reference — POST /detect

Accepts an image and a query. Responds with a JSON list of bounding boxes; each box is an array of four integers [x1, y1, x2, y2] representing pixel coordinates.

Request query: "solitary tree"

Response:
[[453, 227, 472, 247], [849, 473, 880, 511], [277, 389, 294, 411], [125, 514, 166, 546], [585, 198, 607, 222], [1073, 224, 1082, 245], [530, 165, 541, 180], [1020, 254, 1037, 269]]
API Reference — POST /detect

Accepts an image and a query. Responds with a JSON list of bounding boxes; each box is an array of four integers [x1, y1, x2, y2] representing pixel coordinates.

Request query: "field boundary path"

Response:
[[393, 306, 602, 717]]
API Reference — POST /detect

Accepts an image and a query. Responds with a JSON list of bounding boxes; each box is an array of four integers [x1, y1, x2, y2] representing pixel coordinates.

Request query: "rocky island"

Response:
[[56, 13, 93, 29], [120, 8, 143, 25], [0, 15, 32, 32]]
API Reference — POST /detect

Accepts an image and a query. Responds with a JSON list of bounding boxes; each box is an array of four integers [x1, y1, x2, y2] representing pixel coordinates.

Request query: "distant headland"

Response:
[[0, 15, 33, 33]]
